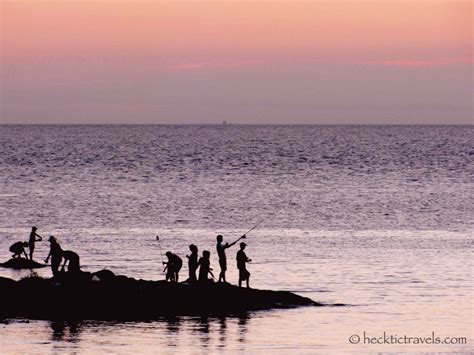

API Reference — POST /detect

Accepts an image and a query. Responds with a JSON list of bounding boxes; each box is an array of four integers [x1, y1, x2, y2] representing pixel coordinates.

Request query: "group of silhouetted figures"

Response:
[[9, 226, 81, 276], [8, 228, 253, 288], [163, 234, 252, 287]]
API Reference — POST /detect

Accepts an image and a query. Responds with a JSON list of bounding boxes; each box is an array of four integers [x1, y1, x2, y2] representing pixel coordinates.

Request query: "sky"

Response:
[[0, 0, 472, 124]]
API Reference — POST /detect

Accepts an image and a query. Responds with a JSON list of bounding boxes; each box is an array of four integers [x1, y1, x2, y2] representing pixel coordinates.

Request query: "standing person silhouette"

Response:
[[44, 236, 63, 277], [216, 234, 245, 283], [186, 244, 198, 282], [28, 226, 43, 260], [236, 242, 252, 288]]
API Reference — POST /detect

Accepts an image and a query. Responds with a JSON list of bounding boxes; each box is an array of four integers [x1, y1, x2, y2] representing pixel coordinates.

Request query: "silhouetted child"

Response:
[[44, 236, 63, 277], [197, 250, 214, 282], [9, 241, 29, 259], [236, 242, 252, 288], [28, 226, 42, 261], [163, 252, 183, 282], [186, 244, 198, 282], [61, 250, 81, 273]]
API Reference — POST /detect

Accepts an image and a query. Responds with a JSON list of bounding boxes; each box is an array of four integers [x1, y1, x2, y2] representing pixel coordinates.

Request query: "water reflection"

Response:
[[50, 320, 83, 343], [45, 314, 252, 351], [195, 316, 210, 347], [237, 313, 249, 343], [163, 316, 181, 334], [218, 316, 227, 348]]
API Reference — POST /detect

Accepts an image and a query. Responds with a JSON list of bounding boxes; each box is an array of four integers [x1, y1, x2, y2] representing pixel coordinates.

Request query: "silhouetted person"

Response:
[[163, 252, 182, 282], [216, 234, 244, 283], [28, 226, 43, 261], [45, 236, 63, 277], [9, 241, 29, 259], [236, 242, 252, 288], [61, 250, 81, 273], [197, 250, 214, 282], [186, 244, 198, 282]]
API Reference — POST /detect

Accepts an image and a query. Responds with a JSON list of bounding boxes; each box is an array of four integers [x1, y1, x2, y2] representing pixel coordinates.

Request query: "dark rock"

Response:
[[0, 258, 46, 269], [0, 270, 321, 320]]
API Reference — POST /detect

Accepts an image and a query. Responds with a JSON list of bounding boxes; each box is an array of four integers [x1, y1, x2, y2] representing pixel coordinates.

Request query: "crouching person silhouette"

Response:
[[61, 250, 81, 273], [236, 242, 252, 288], [163, 252, 182, 282], [9, 241, 29, 259]]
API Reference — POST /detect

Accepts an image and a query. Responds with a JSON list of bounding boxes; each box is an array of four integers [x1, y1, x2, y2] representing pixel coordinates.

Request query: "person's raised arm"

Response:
[[227, 235, 246, 248], [35, 233, 43, 241]]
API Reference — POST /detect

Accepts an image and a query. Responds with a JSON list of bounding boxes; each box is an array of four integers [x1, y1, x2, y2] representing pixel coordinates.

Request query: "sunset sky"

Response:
[[1, 0, 472, 124]]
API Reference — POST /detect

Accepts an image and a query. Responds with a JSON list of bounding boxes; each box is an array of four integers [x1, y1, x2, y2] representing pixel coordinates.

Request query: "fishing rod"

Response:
[[156, 235, 165, 271], [230, 220, 263, 244], [243, 220, 263, 236]]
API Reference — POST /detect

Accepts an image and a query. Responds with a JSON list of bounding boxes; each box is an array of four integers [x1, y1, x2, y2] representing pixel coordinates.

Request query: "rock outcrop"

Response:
[[0, 270, 321, 320], [0, 258, 46, 269]]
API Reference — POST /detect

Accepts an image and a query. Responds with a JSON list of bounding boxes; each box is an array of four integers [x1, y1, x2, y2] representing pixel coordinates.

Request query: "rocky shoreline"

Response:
[[0, 269, 321, 320]]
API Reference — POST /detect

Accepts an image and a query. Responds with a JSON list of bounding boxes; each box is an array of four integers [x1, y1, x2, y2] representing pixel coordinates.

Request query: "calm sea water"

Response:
[[0, 125, 472, 353]]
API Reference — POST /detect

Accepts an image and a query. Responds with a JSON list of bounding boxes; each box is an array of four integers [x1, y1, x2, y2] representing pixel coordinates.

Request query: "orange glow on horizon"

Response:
[[1, 1, 471, 124], [2, 0, 471, 66]]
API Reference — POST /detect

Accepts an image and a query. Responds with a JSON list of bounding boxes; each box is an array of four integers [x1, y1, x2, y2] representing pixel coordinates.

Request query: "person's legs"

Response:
[[52, 261, 59, 276], [29, 244, 34, 260], [218, 260, 226, 282]]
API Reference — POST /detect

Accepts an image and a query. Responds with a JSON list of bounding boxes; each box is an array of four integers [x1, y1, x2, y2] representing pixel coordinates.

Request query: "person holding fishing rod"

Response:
[[216, 221, 261, 283], [216, 234, 243, 283]]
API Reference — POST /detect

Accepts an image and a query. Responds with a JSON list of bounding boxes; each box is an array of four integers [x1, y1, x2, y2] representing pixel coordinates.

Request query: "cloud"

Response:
[[168, 60, 263, 71], [169, 63, 207, 71], [366, 57, 471, 68]]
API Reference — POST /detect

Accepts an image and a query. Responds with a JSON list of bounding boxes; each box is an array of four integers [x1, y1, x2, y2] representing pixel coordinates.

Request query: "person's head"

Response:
[[189, 244, 198, 253], [48, 236, 56, 243], [216, 235, 223, 243], [203, 250, 210, 259], [32, 226, 37, 231], [165, 251, 172, 259], [240, 242, 247, 250]]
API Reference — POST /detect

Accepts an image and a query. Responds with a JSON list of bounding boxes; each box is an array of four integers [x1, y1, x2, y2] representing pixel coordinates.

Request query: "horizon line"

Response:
[[0, 122, 473, 126]]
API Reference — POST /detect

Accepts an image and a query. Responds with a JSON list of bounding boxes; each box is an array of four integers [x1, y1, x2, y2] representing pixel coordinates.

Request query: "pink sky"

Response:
[[1, 0, 472, 124]]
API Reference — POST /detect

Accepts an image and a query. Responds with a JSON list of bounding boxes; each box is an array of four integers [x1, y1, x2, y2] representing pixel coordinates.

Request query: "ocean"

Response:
[[0, 125, 472, 353]]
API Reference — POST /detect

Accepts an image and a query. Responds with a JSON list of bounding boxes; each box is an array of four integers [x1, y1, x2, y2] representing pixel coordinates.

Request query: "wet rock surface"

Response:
[[0, 258, 46, 269]]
